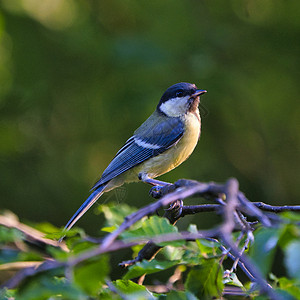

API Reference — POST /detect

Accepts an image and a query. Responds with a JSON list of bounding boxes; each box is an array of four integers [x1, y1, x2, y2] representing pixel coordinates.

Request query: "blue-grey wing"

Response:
[[91, 113, 184, 189]]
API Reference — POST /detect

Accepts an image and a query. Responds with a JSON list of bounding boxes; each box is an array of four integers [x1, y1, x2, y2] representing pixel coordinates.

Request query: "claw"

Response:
[[165, 199, 183, 218]]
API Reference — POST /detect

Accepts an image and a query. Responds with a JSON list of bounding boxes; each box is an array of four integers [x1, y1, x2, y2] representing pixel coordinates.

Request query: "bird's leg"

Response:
[[138, 173, 170, 187], [139, 173, 171, 199]]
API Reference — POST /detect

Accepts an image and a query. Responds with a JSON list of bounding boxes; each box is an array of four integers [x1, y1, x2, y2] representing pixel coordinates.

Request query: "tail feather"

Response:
[[59, 185, 106, 241]]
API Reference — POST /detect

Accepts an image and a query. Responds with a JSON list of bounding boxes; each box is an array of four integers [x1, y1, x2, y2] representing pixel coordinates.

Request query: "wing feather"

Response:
[[92, 112, 184, 189]]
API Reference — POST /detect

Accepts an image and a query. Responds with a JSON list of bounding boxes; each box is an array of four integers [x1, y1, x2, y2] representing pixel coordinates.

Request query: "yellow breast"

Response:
[[125, 110, 201, 181]]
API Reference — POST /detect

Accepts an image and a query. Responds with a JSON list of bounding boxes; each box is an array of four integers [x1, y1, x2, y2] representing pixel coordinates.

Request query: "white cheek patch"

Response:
[[159, 96, 189, 117]]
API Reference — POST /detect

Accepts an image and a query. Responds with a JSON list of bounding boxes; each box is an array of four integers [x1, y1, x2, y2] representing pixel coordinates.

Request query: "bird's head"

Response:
[[157, 82, 207, 117]]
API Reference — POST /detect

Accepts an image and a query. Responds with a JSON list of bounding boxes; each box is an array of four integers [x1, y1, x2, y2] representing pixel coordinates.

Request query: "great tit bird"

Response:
[[62, 82, 207, 234]]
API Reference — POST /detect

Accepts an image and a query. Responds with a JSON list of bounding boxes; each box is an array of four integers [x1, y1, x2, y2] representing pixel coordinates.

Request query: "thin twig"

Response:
[[0, 213, 68, 252], [253, 202, 300, 212]]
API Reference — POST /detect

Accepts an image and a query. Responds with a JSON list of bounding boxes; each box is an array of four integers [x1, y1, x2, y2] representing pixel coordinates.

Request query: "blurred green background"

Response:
[[0, 0, 299, 235]]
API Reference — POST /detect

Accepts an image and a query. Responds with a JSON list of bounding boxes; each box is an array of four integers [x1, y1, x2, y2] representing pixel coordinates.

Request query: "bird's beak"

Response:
[[190, 89, 207, 98]]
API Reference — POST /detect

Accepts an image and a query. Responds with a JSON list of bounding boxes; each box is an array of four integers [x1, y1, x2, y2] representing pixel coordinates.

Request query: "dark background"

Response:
[[0, 0, 299, 236]]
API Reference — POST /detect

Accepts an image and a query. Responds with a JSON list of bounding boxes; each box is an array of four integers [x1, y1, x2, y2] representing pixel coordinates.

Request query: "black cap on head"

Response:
[[158, 82, 198, 106]]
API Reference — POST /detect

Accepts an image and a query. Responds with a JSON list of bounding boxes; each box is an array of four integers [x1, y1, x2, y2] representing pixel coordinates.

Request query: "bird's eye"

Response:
[[176, 90, 184, 97]]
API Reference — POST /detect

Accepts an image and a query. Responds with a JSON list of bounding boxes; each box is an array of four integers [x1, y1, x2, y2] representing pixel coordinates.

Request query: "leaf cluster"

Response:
[[0, 207, 300, 299]]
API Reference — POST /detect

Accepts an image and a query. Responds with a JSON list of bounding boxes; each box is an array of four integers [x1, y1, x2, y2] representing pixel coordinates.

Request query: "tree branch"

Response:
[[1, 178, 299, 299]]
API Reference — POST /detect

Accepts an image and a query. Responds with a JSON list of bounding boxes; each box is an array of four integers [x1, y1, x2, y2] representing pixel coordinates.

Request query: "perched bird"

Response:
[[62, 82, 207, 234]]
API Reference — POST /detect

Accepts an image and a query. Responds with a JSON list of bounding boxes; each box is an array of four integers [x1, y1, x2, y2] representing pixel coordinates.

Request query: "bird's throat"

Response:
[[188, 97, 200, 113]]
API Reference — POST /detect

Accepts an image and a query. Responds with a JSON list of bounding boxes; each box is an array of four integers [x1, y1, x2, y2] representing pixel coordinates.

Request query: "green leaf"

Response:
[[101, 225, 117, 233], [284, 241, 300, 280], [18, 251, 43, 262], [223, 271, 244, 288], [188, 224, 221, 258], [114, 280, 155, 299], [249, 228, 279, 276], [34, 222, 61, 234], [277, 277, 300, 300], [131, 244, 145, 258], [125, 216, 178, 237], [123, 259, 179, 280], [180, 242, 203, 265], [74, 255, 109, 295], [46, 246, 69, 261], [122, 216, 183, 247], [196, 239, 220, 258], [253, 296, 269, 300], [165, 290, 199, 300], [180, 241, 217, 266], [163, 245, 185, 261], [0, 288, 16, 299], [100, 203, 137, 228], [60, 227, 86, 241], [185, 259, 224, 300], [98, 289, 118, 300], [71, 240, 97, 255], [0, 226, 24, 243], [280, 212, 300, 222], [17, 274, 84, 300], [188, 224, 198, 234], [278, 224, 298, 250]]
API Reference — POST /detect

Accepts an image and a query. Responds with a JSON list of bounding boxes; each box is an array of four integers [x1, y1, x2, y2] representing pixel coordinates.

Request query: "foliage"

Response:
[[0, 204, 300, 299]]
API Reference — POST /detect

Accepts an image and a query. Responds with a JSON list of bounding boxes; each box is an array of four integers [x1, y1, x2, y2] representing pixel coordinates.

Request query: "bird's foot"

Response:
[[165, 199, 183, 219], [149, 185, 165, 198], [149, 184, 176, 199]]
